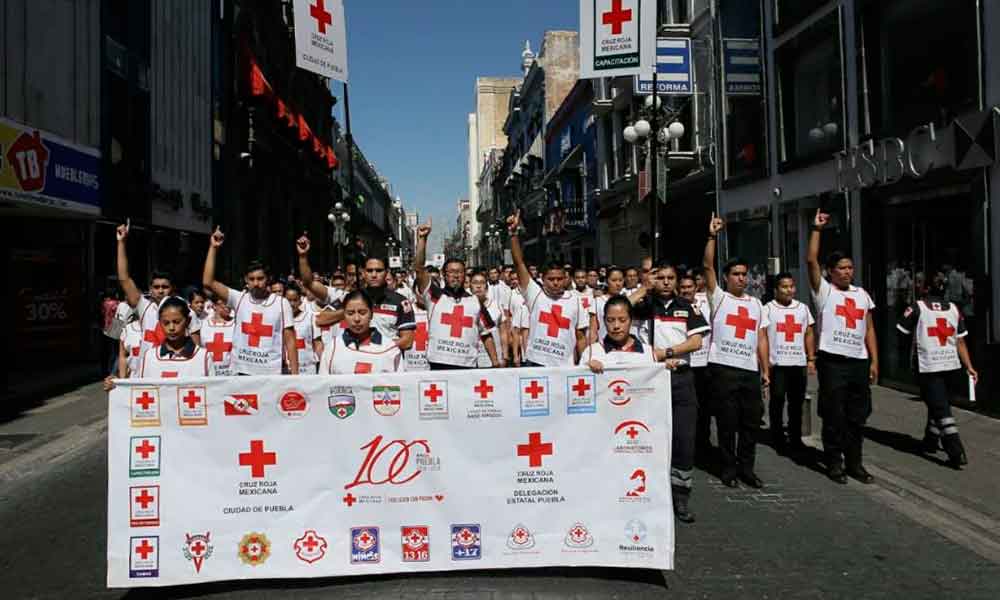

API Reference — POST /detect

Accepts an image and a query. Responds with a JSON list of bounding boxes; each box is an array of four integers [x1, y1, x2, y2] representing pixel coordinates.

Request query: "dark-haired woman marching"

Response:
[[318, 290, 404, 375]]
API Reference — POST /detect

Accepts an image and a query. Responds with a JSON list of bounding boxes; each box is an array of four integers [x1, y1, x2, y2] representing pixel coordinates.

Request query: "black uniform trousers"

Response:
[[769, 365, 807, 447], [817, 352, 872, 470], [918, 370, 965, 459], [670, 368, 697, 498], [693, 367, 713, 453], [708, 363, 763, 476]]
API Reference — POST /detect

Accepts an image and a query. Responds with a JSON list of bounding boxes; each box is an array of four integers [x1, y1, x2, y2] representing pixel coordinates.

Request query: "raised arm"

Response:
[[702, 213, 724, 293], [413, 218, 432, 293], [296, 233, 330, 301], [115, 220, 143, 308], [202, 226, 230, 302], [507, 210, 531, 292], [807, 209, 829, 294]]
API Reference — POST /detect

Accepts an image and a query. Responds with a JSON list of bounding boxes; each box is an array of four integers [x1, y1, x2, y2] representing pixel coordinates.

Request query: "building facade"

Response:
[[716, 0, 1000, 409]]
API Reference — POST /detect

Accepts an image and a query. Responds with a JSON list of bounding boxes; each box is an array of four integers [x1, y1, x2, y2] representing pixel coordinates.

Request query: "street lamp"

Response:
[[484, 222, 503, 267], [623, 91, 687, 263], [328, 200, 351, 269]]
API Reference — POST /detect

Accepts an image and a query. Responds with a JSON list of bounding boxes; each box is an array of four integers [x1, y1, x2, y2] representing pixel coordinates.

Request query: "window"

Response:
[[856, 0, 979, 138], [773, 0, 829, 35], [725, 96, 767, 181], [776, 10, 844, 169]]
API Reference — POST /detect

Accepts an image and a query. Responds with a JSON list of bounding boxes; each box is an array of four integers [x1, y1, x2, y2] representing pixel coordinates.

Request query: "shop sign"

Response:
[[836, 108, 999, 192], [0, 118, 101, 216], [580, 0, 657, 79], [722, 39, 761, 96]]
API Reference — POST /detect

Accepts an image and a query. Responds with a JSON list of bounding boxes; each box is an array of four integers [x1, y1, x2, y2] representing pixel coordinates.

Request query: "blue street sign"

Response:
[[723, 38, 762, 96], [634, 38, 692, 95]]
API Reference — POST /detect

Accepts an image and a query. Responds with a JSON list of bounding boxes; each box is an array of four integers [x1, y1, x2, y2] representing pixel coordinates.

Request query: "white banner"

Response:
[[293, 0, 349, 81], [580, 0, 657, 79], [107, 366, 673, 587]]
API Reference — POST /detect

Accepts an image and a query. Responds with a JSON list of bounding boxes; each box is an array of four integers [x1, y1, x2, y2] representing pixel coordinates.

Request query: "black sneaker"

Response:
[[721, 470, 740, 488], [828, 464, 848, 484], [847, 465, 875, 484], [673, 497, 696, 524], [740, 471, 764, 489], [947, 451, 968, 470]]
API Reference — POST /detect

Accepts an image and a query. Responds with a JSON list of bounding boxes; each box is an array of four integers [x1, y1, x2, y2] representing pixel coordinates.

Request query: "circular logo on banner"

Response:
[[278, 390, 309, 418], [237, 532, 271, 566]]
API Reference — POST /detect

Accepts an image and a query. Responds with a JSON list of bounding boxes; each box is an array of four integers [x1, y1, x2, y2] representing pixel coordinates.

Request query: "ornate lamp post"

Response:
[[327, 201, 351, 269]]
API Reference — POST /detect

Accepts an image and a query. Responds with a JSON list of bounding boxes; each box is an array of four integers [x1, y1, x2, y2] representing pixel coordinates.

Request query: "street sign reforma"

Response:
[[634, 38, 693, 95], [580, 0, 656, 79]]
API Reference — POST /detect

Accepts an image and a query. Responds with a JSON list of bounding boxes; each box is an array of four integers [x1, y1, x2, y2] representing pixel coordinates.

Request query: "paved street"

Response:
[[2, 383, 999, 599]]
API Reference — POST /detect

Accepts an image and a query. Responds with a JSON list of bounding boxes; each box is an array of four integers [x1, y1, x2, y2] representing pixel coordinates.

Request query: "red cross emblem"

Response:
[[310, 0, 333, 33], [134, 489, 155, 509], [241, 312, 274, 347], [571, 377, 591, 397], [182, 390, 201, 410], [135, 439, 156, 459], [343, 493, 356, 507], [927, 318, 955, 346], [725, 306, 758, 339], [414, 321, 428, 351], [135, 391, 156, 410], [238, 440, 277, 478], [440, 305, 474, 338], [835, 297, 866, 329], [134, 539, 155, 560], [523, 379, 545, 399], [474, 379, 494, 399], [143, 323, 166, 347], [602, 0, 633, 35], [517, 431, 553, 467], [423, 383, 444, 403], [776, 314, 803, 342], [204, 332, 232, 362], [539, 304, 571, 337]]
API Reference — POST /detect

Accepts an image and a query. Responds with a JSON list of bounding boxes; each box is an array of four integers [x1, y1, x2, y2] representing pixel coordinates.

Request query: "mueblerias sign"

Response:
[[580, 0, 657, 79], [107, 366, 674, 587]]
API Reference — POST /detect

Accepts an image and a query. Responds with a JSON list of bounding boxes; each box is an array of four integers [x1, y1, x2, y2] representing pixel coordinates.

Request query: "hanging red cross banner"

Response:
[[292, 0, 349, 81], [107, 366, 673, 586], [579, 0, 656, 79]]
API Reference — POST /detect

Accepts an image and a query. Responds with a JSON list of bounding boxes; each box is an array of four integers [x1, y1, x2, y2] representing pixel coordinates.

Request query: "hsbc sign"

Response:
[[107, 367, 673, 586]]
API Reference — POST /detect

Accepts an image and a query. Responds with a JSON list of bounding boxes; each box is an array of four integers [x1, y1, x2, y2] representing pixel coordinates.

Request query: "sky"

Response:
[[333, 0, 579, 253]]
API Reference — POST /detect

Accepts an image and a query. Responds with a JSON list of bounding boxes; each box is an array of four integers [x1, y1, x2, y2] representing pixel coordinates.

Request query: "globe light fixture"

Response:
[[634, 119, 652, 139], [623, 125, 639, 144]]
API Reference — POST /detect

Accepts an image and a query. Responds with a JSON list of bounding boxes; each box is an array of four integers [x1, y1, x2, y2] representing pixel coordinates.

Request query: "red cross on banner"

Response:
[[241, 313, 273, 347], [524, 380, 545, 399], [424, 384, 443, 403], [602, 0, 633, 35], [182, 390, 201, 410], [539, 304, 571, 337], [136, 391, 156, 410], [310, 0, 333, 33], [474, 379, 493, 399], [238, 440, 277, 478], [517, 432, 553, 467], [135, 489, 155, 509], [135, 439, 156, 459]]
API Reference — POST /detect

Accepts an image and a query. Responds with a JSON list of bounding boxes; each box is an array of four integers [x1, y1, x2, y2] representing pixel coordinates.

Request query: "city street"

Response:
[[2, 382, 998, 599]]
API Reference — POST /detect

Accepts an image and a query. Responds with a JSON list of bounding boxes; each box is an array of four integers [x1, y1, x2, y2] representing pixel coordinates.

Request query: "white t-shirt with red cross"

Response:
[[707, 286, 768, 372], [522, 279, 589, 367], [138, 344, 211, 378], [762, 299, 815, 367], [421, 283, 494, 367], [227, 288, 295, 375], [812, 278, 875, 360], [689, 292, 711, 368], [405, 307, 430, 371], [477, 301, 504, 368], [120, 321, 144, 377], [318, 330, 403, 375], [897, 299, 966, 373], [199, 317, 235, 376], [313, 305, 339, 350], [132, 296, 167, 360], [289, 311, 321, 370]]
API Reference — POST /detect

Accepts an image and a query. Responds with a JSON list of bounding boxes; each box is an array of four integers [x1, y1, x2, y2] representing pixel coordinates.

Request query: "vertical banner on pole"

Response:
[[580, 0, 657, 79], [293, 0, 349, 82]]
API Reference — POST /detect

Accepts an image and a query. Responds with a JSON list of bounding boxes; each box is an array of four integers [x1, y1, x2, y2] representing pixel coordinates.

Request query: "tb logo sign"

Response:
[[345, 435, 430, 490]]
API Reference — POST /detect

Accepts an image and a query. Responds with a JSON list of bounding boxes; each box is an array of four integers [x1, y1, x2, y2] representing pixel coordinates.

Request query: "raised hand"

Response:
[[506, 209, 521, 234], [210, 226, 225, 248], [416, 217, 432, 239], [814, 209, 831, 229], [296, 232, 311, 256], [708, 212, 725, 236], [116, 218, 131, 242]]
